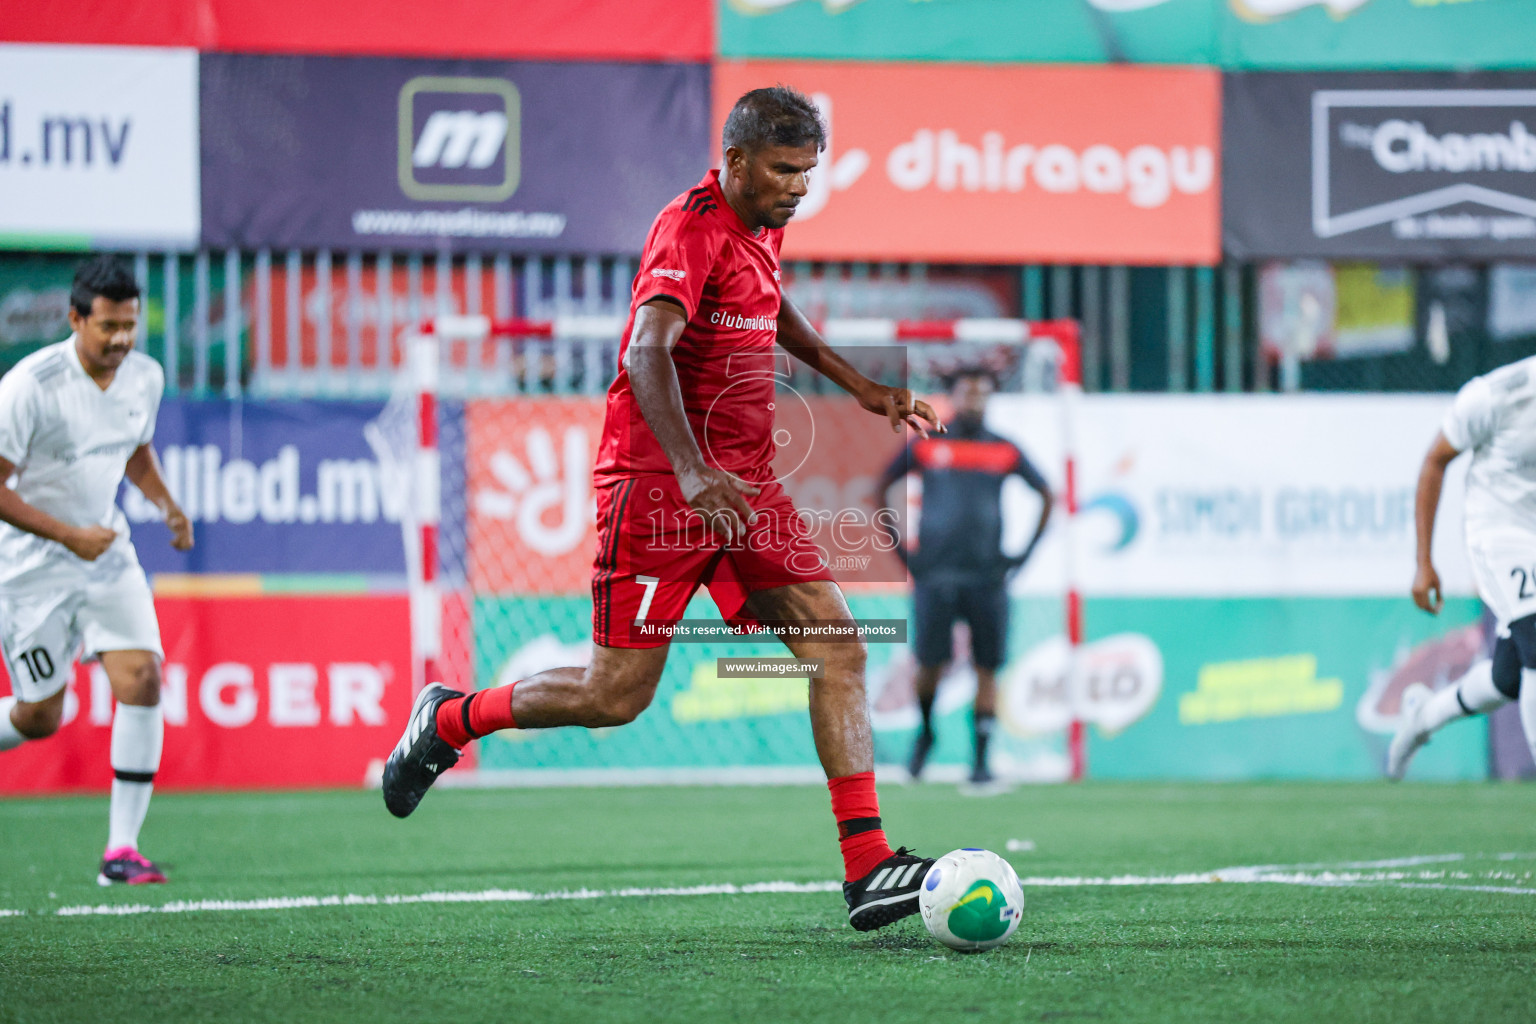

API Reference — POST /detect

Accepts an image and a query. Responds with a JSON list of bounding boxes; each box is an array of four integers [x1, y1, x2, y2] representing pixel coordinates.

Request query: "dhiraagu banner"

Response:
[[718, 0, 1536, 70]]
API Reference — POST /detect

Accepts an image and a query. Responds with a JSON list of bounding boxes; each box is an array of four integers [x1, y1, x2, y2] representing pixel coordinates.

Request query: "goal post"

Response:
[[376, 315, 1086, 783]]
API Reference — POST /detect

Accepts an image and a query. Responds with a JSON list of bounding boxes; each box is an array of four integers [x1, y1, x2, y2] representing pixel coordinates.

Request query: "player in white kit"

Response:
[[1391, 354, 1536, 778], [0, 256, 192, 883]]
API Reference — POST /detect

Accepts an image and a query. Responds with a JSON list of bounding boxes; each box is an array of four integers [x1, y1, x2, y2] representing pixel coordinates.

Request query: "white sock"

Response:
[[0, 697, 25, 752], [1520, 669, 1536, 768], [1421, 659, 1506, 732], [107, 703, 163, 853]]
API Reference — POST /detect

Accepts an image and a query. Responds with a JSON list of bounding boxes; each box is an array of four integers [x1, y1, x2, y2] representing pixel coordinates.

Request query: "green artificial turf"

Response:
[[2, 782, 1534, 1023]]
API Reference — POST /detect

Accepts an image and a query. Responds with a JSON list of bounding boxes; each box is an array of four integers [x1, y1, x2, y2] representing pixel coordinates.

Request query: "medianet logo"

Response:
[[397, 76, 520, 202]]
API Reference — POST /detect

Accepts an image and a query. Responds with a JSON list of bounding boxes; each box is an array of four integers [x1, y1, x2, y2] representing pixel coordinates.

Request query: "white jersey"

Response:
[[0, 337, 163, 590], [1442, 355, 1536, 539]]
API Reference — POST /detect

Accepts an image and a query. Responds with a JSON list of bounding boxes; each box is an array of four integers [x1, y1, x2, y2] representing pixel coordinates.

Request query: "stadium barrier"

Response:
[[0, 385, 1505, 791]]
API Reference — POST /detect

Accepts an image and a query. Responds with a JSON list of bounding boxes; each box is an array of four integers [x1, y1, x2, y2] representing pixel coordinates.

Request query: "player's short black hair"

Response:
[[70, 255, 141, 317], [722, 86, 827, 156]]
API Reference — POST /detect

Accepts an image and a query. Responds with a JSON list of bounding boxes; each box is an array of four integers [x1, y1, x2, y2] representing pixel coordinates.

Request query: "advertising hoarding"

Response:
[[719, 0, 1536, 70], [713, 61, 1221, 265], [6, 0, 713, 61], [201, 55, 709, 253], [991, 392, 1473, 598], [1217, 0, 1536, 72], [0, 45, 198, 250], [471, 591, 1069, 781], [1225, 71, 1536, 260], [0, 595, 412, 793], [1078, 595, 1487, 781], [465, 391, 909, 595], [465, 590, 1487, 782], [467, 398, 605, 595], [457, 392, 1475, 600], [116, 398, 467, 579]]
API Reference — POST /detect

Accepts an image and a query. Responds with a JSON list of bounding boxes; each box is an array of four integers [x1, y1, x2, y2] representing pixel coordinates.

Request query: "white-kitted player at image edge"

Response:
[[0, 256, 193, 885], [1393, 353, 1536, 778]]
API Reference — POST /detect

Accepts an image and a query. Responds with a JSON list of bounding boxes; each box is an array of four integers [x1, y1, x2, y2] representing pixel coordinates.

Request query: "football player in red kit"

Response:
[[383, 87, 945, 931]]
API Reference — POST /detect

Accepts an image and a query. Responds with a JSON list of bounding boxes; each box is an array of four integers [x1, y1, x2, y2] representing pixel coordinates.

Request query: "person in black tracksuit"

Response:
[[875, 369, 1053, 784]]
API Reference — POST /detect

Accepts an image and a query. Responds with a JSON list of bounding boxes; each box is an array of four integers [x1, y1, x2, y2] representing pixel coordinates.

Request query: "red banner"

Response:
[[713, 61, 1221, 265], [7, 1, 713, 61], [0, 596, 413, 793]]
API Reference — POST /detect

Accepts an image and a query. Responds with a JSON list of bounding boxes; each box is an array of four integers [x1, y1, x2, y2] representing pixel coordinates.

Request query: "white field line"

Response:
[[1391, 882, 1536, 896], [1228, 854, 1467, 872], [3, 855, 1532, 920], [43, 880, 844, 918], [1011, 870, 1518, 888]]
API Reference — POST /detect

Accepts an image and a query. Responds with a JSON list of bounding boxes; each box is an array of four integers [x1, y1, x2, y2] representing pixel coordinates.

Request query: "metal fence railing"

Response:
[[106, 250, 1259, 399], [8, 247, 1525, 399]]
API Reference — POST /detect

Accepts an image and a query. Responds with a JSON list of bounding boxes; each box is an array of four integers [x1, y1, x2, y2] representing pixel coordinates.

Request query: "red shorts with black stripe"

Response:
[[591, 474, 835, 648]]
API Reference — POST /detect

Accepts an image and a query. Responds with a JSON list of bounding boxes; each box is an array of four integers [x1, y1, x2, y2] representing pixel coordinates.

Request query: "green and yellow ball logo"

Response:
[[944, 880, 1013, 943]]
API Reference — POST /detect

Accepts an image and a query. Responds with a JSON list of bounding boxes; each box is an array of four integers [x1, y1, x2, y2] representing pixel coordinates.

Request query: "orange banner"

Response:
[[713, 61, 1221, 266], [467, 398, 605, 595]]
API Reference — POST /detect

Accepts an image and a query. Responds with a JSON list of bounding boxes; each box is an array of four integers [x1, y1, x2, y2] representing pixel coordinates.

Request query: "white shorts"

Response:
[[0, 563, 162, 703], [1467, 528, 1536, 634]]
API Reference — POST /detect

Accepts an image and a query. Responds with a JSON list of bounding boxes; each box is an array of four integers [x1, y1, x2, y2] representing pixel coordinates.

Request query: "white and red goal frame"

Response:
[[403, 315, 1087, 781]]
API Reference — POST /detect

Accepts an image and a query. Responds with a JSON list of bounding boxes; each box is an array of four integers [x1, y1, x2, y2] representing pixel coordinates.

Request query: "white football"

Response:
[[918, 848, 1025, 952]]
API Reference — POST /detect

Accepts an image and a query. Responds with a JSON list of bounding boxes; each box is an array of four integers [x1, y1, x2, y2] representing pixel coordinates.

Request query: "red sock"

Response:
[[828, 771, 895, 882], [435, 683, 519, 749]]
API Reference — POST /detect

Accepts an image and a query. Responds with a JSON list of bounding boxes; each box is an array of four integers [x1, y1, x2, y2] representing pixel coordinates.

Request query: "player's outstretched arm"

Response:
[[0, 454, 116, 560], [628, 298, 759, 543], [776, 298, 945, 438], [1412, 432, 1461, 615], [126, 444, 193, 551]]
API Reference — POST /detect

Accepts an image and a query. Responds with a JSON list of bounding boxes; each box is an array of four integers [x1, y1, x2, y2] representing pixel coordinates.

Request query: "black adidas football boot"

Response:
[[844, 847, 935, 931], [382, 683, 463, 818]]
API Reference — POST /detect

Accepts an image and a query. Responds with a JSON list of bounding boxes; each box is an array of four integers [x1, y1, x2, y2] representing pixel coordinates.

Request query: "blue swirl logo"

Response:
[[1080, 492, 1140, 552]]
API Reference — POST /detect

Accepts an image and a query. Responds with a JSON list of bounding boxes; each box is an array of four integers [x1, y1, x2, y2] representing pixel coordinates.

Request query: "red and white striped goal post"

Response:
[[409, 315, 1088, 782]]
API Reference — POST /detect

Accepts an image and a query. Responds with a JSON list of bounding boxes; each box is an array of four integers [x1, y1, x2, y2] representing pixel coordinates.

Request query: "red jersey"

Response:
[[594, 169, 785, 484]]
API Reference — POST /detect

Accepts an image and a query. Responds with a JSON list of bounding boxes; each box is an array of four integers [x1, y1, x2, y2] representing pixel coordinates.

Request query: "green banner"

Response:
[[719, 0, 1211, 65], [471, 591, 1486, 780], [718, 0, 1536, 69], [1081, 597, 1487, 780], [472, 592, 1065, 778]]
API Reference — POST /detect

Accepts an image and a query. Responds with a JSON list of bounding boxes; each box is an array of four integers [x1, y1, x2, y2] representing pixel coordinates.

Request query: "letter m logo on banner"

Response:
[[398, 76, 521, 202]]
